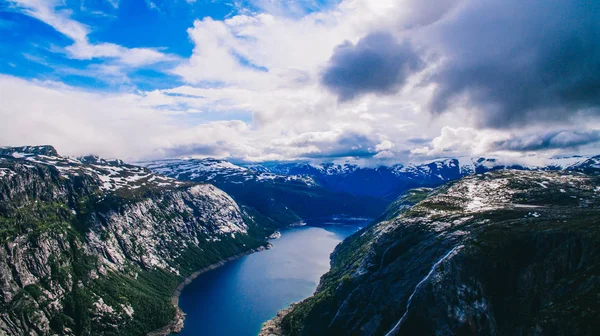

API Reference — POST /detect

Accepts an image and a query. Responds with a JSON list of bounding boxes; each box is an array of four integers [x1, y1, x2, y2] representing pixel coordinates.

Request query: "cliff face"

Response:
[[280, 170, 600, 336], [0, 146, 267, 335]]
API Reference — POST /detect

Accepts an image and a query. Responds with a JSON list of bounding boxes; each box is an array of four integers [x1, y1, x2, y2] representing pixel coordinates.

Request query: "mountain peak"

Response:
[[0, 145, 59, 157], [78, 155, 125, 167]]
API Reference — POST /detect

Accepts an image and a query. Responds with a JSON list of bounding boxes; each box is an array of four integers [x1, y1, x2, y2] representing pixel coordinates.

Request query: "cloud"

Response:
[[171, 17, 268, 86], [238, 0, 340, 17], [312, 0, 600, 129], [8, 0, 175, 67], [427, 0, 600, 128], [3, 0, 600, 164], [375, 139, 394, 152], [410, 126, 506, 157], [0, 75, 173, 159], [493, 130, 600, 152], [321, 32, 423, 101], [410, 126, 600, 162]]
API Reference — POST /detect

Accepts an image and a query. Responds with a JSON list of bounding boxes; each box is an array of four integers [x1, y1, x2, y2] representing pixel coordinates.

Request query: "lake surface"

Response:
[[176, 218, 370, 336]]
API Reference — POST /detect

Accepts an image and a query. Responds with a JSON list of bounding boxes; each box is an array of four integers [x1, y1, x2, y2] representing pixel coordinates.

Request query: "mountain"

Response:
[[244, 159, 463, 199], [142, 157, 479, 211], [0, 146, 272, 335], [566, 156, 600, 174], [141, 158, 389, 225], [142, 158, 318, 187], [142, 156, 599, 225], [3, 146, 598, 335], [265, 169, 600, 336], [211, 155, 598, 200]]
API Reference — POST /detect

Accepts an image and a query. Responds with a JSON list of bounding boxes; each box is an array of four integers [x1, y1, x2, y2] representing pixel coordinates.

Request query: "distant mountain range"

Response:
[[141, 158, 389, 225], [141, 155, 598, 200]]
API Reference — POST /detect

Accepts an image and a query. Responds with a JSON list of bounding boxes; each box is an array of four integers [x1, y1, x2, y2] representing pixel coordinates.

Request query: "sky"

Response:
[[0, 0, 599, 165]]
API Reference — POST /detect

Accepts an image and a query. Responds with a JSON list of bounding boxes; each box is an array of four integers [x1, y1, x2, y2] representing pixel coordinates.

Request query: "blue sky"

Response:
[[1, 0, 236, 89], [1, 0, 341, 92], [0, 0, 598, 163]]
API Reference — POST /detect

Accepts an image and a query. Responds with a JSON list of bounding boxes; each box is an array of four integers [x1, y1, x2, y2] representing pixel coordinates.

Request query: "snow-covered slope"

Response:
[[141, 158, 316, 186], [246, 155, 598, 198], [566, 155, 600, 173], [545, 156, 590, 169], [0, 146, 185, 194]]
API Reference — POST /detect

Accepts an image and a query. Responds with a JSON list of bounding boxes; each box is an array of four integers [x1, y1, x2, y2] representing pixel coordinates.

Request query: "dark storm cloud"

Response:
[[406, 137, 432, 145], [321, 32, 423, 101], [428, 0, 600, 128], [493, 130, 600, 152]]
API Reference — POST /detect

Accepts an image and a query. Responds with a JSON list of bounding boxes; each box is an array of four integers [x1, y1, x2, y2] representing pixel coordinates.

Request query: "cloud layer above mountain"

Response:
[[427, 0, 600, 128], [321, 33, 423, 101], [1, 0, 598, 163]]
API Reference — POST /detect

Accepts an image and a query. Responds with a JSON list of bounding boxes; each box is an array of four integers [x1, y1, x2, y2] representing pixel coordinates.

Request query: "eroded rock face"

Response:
[[280, 170, 600, 336], [0, 146, 263, 335]]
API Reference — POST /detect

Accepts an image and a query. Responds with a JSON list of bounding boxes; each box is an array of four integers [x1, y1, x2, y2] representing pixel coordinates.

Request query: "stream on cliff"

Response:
[[175, 217, 370, 336]]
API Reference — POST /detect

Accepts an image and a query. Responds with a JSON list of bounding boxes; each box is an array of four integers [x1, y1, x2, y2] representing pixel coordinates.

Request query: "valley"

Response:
[[0, 145, 598, 336], [176, 218, 368, 336]]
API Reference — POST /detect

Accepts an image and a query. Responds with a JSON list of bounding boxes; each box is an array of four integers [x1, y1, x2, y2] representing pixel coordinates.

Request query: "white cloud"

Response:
[[3, 0, 598, 164], [0, 76, 173, 159], [172, 0, 405, 87], [375, 139, 394, 152], [9, 0, 175, 67], [410, 127, 507, 157]]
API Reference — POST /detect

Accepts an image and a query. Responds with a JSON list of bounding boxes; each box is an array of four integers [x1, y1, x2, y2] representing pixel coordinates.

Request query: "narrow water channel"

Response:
[[176, 218, 370, 335]]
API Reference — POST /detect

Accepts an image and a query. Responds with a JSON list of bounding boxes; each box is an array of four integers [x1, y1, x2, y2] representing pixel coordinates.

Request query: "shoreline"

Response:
[[147, 245, 271, 336], [148, 216, 361, 336], [258, 304, 296, 336]]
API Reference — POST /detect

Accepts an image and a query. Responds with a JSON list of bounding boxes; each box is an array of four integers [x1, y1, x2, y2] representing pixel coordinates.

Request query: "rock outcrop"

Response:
[[277, 170, 600, 336], [0, 146, 268, 335]]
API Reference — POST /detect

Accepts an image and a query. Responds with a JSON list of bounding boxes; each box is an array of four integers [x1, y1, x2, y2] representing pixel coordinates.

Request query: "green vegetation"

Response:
[[0, 158, 274, 336], [83, 270, 180, 335], [280, 171, 600, 336], [281, 186, 429, 335], [0, 200, 74, 242], [378, 188, 432, 221]]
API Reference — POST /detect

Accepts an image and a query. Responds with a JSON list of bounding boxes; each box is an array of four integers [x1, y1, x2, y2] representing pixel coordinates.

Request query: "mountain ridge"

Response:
[[141, 154, 599, 200], [269, 169, 600, 336], [0, 146, 274, 335]]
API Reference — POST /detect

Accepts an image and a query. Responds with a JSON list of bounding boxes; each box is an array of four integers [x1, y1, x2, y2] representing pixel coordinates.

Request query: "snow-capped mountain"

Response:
[[565, 156, 600, 174], [1, 145, 597, 336], [140, 158, 389, 225], [141, 158, 316, 186], [239, 159, 464, 198], [544, 156, 591, 170], [245, 155, 599, 198], [136, 154, 599, 233], [0, 145, 186, 194]]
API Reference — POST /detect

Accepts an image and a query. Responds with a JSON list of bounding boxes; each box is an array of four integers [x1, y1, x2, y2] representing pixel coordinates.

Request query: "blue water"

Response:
[[176, 218, 370, 336]]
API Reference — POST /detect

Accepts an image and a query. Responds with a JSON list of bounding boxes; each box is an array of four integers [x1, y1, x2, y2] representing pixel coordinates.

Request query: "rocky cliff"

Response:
[[277, 170, 600, 336], [0, 146, 269, 335]]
